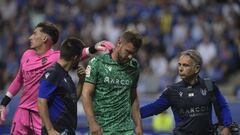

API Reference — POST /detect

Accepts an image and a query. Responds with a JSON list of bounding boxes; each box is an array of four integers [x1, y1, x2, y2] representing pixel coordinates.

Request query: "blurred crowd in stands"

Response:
[[0, 0, 240, 95]]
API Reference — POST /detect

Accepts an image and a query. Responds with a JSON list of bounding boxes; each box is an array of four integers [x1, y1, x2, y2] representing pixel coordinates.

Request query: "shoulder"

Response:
[[162, 81, 183, 96], [89, 56, 100, 65], [51, 50, 60, 55], [167, 81, 183, 89], [89, 54, 107, 64], [22, 49, 35, 58], [200, 77, 219, 93], [42, 64, 60, 81], [47, 49, 60, 58], [20, 49, 36, 63]]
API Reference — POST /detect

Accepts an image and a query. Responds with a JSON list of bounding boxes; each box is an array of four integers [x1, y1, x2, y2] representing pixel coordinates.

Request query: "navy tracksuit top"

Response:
[[140, 77, 232, 135]]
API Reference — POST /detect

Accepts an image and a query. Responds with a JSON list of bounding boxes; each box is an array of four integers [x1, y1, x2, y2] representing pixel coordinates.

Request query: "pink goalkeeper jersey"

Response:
[[7, 48, 88, 112]]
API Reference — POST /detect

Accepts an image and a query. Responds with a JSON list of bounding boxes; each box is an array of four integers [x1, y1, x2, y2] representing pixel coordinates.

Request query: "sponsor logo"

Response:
[[104, 76, 132, 85], [179, 106, 209, 117], [188, 92, 194, 97], [86, 65, 91, 77]]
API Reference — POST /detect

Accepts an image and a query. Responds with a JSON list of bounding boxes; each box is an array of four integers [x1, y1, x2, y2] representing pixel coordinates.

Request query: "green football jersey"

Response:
[[85, 53, 140, 132]]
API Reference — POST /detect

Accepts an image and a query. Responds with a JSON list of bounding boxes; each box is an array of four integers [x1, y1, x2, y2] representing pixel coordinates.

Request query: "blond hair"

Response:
[[180, 49, 203, 67]]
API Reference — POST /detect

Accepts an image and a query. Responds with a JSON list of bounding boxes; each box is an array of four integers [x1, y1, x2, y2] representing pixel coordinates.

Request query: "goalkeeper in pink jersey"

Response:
[[0, 22, 114, 134]]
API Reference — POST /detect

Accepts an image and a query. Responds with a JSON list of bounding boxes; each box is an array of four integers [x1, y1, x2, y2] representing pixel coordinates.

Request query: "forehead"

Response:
[[178, 55, 194, 64], [124, 42, 137, 53], [33, 27, 43, 34]]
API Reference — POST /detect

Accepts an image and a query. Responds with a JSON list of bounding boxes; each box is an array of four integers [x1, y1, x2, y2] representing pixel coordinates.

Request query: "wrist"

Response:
[[1, 94, 12, 107], [78, 81, 84, 85], [89, 46, 97, 54], [46, 126, 54, 132], [88, 117, 98, 125]]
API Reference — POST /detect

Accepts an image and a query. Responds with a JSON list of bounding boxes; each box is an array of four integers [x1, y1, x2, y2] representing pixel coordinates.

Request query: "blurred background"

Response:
[[0, 0, 239, 134]]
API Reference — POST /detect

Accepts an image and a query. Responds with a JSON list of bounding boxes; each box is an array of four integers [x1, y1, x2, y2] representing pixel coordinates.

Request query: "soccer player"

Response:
[[0, 22, 113, 134], [82, 31, 143, 135], [140, 49, 232, 135], [38, 37, 85, 135]]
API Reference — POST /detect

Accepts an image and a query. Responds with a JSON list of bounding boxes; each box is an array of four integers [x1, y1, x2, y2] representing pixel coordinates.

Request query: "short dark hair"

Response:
[[60, 37, 85, 61], [36, 22, 59, 44], [121, 31, 142, 50]]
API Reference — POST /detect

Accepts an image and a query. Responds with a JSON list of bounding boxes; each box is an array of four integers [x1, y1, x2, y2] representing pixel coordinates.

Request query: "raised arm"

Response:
[[80, 41, 114, 60]]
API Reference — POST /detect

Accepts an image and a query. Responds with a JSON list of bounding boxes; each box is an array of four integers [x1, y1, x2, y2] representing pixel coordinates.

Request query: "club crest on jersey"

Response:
[[201, 88, 207, 96], [42, 57, 48, 65]]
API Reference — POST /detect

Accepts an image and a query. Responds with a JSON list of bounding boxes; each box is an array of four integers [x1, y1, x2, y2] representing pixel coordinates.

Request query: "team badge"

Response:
[[42, 57, 48, 65], [201, 89, 207, 96]]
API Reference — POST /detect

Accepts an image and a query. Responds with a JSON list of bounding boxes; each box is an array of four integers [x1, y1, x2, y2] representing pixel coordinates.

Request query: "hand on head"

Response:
[[94, 40, 114, 54]]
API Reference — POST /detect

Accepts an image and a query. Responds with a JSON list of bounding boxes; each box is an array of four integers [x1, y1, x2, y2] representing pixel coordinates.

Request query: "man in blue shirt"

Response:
[[140, 49, 232, 135], [38, 37, 86, 135]]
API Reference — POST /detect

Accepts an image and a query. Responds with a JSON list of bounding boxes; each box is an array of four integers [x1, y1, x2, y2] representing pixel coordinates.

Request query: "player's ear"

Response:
[[117, 39, 121, 47], [42, 35, 48, 43], [194, 65, 200, 73]]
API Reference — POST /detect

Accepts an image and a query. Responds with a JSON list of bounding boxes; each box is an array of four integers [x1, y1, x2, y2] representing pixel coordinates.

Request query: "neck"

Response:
[[35, 43, 51, 55], [111, 50, 119, 62], [57, 59, 72, 72], [184, 75, 198, 85]]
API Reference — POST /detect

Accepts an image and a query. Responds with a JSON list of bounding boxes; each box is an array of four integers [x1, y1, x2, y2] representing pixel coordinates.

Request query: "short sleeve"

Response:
[[38, 70, 58, 99], [130, 59, 140, 89], [84, 57, 99, 84], [132, 70, 140, 89]]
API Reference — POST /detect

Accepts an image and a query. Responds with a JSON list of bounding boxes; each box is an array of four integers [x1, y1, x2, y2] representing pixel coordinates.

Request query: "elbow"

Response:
[[37, 99, 42, 111], [81, 90, 89, 103], [37, 98, 46, 113], [37, 99, 42, 116]]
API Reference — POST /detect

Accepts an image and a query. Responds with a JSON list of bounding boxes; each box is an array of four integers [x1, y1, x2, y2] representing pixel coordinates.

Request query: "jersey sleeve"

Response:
[[213, 84, 232, 126], [130, 58, 140, 89], [132, 70, 140, 89], [38, 70, 58, 99], [7, 65, 23, 96], [84, 57, 99, 84], [140, 88, 171, 118]]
